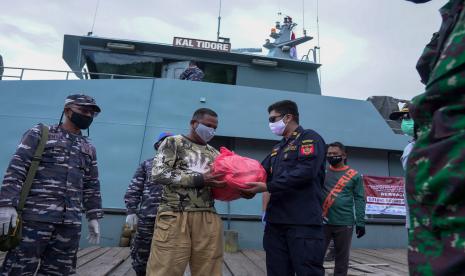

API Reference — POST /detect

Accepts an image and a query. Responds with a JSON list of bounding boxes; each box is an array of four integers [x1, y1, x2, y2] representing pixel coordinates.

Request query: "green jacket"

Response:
[[322, 166, 366, 227]]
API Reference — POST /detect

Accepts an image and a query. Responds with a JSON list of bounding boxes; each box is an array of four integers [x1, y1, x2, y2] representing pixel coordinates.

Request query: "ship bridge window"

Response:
[[162, 59, 236, 85], [83, 51, 163, 79], [199, 62, 236, 85]]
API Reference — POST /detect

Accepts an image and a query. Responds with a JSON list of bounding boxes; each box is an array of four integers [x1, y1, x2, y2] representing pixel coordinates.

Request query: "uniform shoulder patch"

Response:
[[300, 144, 315, 156]]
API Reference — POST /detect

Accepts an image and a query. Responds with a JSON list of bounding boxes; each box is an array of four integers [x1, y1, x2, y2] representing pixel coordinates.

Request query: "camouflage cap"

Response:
[[154, 131, 174, 150], [64, 94, 101, 112], [157, 132, 173, 142]]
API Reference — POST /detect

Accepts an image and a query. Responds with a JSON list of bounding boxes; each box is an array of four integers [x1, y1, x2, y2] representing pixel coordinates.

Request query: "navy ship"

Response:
[[0, 15, 408, 249]]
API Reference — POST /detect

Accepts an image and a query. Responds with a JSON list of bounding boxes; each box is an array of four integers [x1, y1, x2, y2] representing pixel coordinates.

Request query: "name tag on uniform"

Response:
[[284, 145, 297, 152], [47, 133, 61, 142]]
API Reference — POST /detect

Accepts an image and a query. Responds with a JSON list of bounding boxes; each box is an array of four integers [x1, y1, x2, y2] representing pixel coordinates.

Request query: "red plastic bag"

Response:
[[211, 147, 267, 201]]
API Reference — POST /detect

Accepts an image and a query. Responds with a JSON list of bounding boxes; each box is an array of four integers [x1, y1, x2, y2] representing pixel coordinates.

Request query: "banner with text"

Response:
[[363, 175, 406, 216]]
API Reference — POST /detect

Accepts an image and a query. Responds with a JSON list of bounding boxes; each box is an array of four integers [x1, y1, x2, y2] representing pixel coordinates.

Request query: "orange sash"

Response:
[[322, 168, 358, 217]]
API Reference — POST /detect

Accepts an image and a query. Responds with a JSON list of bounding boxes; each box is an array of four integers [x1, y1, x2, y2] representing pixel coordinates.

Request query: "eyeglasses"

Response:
[[269, 114, 287, 123]]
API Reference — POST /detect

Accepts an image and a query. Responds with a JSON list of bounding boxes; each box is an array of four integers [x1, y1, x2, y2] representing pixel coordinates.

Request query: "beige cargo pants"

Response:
[[146, 211, 223, 276]]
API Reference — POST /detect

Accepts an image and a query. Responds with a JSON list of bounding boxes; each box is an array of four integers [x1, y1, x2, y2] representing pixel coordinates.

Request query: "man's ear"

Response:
[[285, 114, 293, 124], [64, 107, 72, 118], [190, 120, 198, 129]]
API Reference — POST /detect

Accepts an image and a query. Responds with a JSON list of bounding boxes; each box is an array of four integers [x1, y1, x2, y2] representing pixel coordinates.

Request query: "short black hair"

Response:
[[192, 108, 218, 120], [268, 100, 299, 124], [328, 142, 346, 154], [189, 60, 197, 66]]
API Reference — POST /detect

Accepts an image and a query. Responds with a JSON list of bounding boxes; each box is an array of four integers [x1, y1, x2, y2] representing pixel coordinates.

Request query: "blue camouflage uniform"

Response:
[[179, 66, 204, 81], [262, 126, 327, 276], [0, 97, 103, 275], [124, 158, 162, 276]]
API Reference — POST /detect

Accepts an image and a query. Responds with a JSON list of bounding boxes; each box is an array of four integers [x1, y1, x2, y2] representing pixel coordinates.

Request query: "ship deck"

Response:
[[0, 246, 408, 275], [24, 246, 407, 275]]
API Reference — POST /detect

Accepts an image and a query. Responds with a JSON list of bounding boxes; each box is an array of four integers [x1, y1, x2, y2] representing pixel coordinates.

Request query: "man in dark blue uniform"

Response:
[[242, 100, 327, 276]]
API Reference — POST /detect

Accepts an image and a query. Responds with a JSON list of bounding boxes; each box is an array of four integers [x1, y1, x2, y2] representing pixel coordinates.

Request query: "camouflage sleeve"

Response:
[[0, 125, 41, 208], [353, 173, 366, 227], [151, 136, 204, 188], [179, 70, 188, 80], [124, 161, 146, 214], [82, 145, 103, 220]]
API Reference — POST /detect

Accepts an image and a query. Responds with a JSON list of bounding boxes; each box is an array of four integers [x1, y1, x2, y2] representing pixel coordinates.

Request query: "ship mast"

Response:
[[217, 0, 222, 41]]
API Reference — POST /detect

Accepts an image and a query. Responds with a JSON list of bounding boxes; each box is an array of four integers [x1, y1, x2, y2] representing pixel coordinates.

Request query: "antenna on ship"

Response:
[[87, 0, 101, 36], [217, 0, 222, 41], [302, 0, 307, 36], [316, 0, 321, 86], [216, 0, 230, 43]]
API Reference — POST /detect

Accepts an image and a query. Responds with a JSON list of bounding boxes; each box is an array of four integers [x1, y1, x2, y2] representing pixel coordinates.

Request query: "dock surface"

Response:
[[1, 247, 409, 275]]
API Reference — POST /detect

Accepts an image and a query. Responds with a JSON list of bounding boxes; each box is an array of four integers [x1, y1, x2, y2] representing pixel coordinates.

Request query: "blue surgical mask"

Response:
[[401, 119, 414, 137], [195, 123, 215, 143]]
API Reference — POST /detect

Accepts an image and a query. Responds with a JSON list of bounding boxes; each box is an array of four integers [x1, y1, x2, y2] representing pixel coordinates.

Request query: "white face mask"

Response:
[[269, 118, 287, 136]]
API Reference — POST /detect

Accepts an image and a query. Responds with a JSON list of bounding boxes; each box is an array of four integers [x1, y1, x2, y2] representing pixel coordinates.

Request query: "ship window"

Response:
[[163, 60, 237, 85], [83, 51, 163, 79], [198, 62, 236, 85]]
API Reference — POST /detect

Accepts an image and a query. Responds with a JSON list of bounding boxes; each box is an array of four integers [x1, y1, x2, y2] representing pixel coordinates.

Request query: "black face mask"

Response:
[[327, 156, 344, 166], [70, 112, 93, 129]]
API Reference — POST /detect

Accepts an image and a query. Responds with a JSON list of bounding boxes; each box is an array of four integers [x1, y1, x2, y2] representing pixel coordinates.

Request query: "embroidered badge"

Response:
[[300, 144, 314, 156]]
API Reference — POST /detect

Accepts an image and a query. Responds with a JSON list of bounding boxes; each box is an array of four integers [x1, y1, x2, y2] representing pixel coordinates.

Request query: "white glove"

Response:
[[87, 219, 100, 244], [0, 207, 18, 235], [125, 214, 138, 230]]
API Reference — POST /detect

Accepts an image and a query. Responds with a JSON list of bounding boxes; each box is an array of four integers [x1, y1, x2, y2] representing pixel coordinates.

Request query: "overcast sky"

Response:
[[0, 0, 447, 100]]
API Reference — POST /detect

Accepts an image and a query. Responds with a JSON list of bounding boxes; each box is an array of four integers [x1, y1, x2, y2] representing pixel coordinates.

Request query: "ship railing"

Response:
[[0, 66, 155, 80], [301, 46, 320, 63]]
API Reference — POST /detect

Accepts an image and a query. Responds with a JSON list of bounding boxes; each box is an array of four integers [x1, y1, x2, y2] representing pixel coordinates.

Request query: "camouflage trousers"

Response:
[[0, 220, 81, 276], [131, 218, 156, 276]]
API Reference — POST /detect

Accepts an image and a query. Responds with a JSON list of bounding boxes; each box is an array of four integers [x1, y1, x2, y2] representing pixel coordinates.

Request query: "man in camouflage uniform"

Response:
[[405, 0, 465, 274], [145, 108, 227, 276], [124, 132, 173, 276], [179, 61, 204, 81], [0, 94, 103, 275]]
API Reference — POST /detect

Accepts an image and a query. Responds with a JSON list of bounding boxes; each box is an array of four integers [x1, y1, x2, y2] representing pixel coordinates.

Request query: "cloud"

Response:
[[0, 0, 449, 99], [0, 16, 56, 36]]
